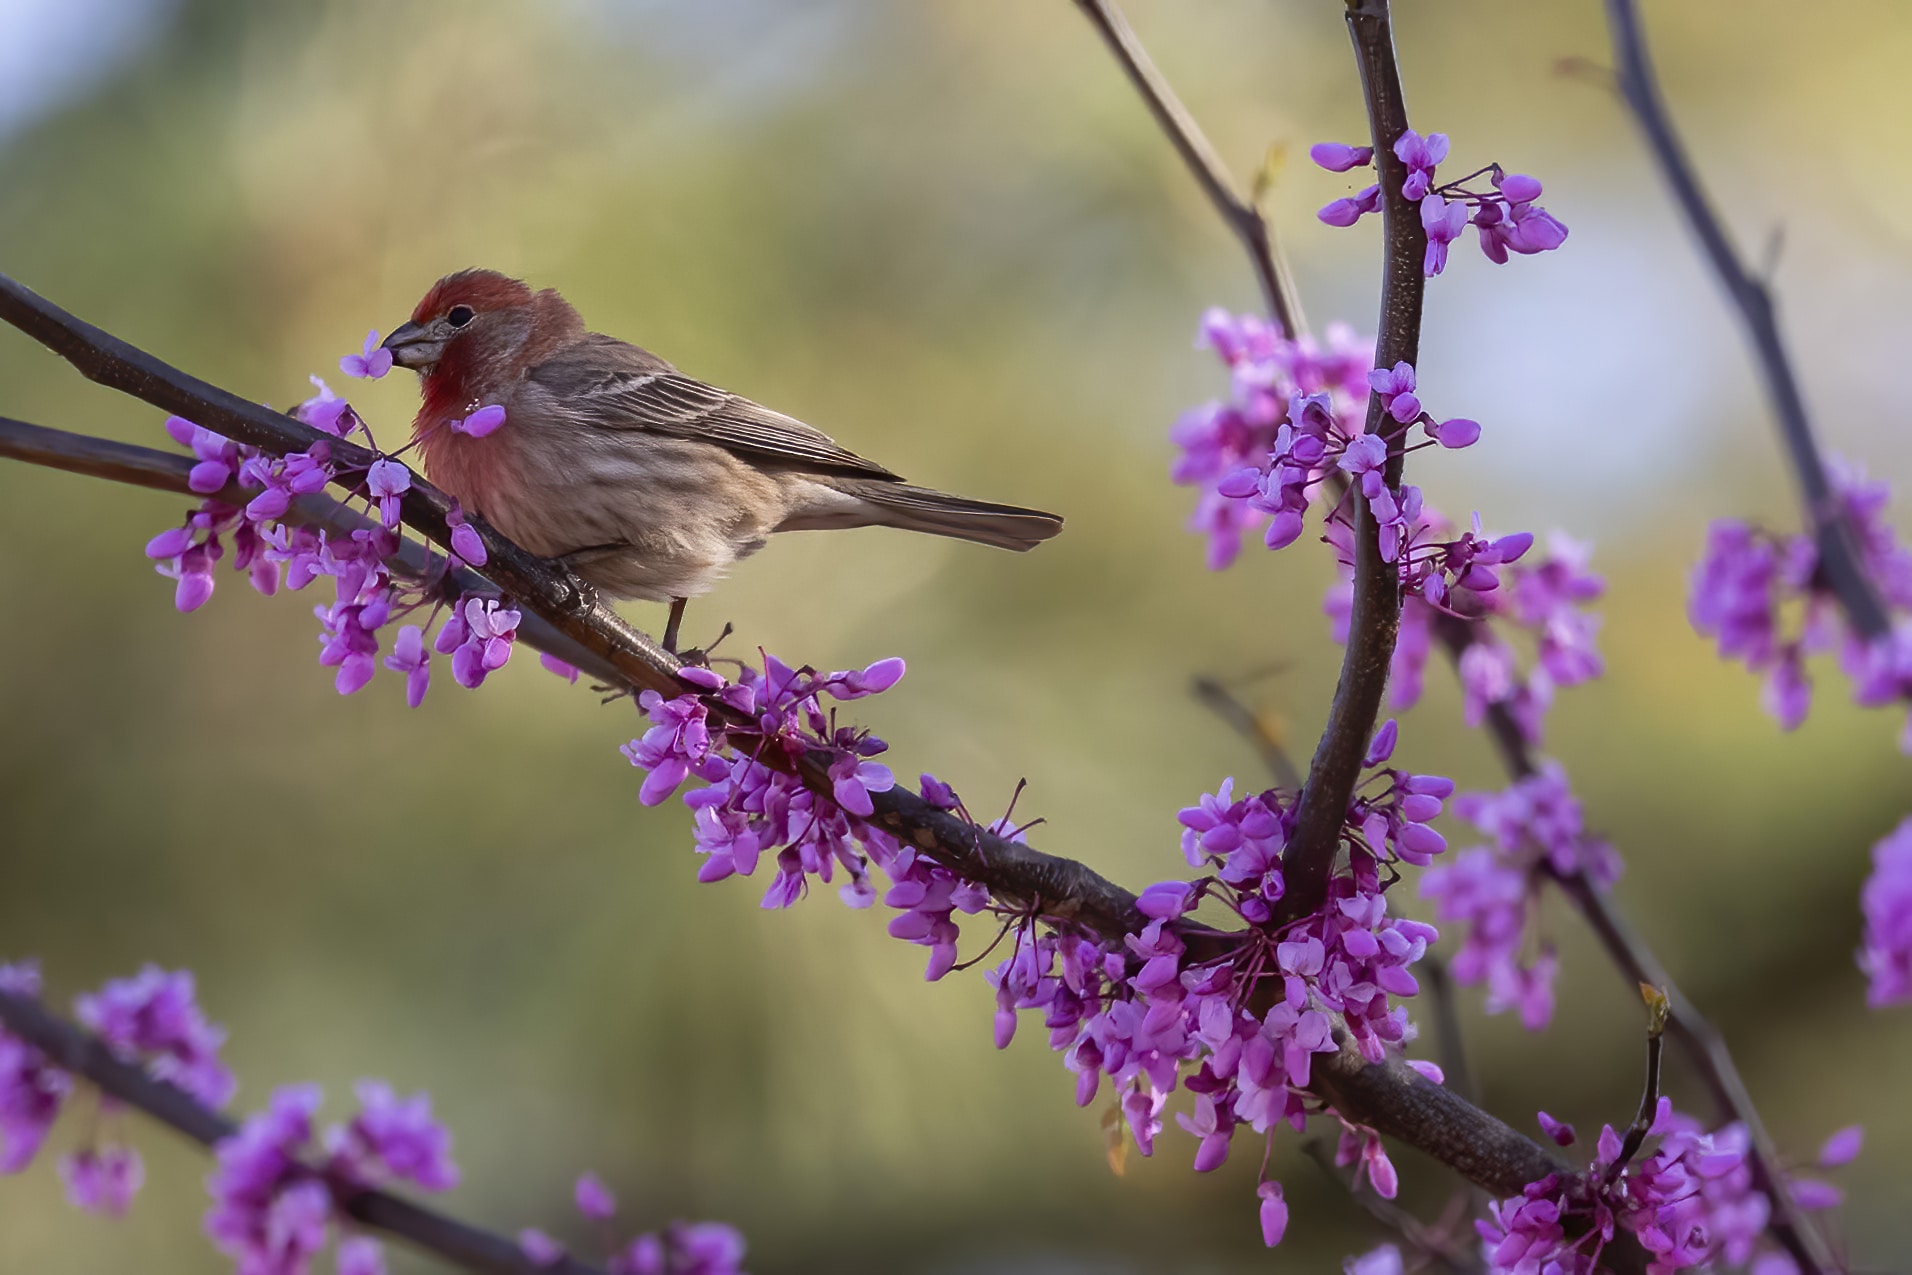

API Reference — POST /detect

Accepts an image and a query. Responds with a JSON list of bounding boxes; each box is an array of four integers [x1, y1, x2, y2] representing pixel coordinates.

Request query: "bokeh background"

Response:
[[2, 0, 1909, 1270]]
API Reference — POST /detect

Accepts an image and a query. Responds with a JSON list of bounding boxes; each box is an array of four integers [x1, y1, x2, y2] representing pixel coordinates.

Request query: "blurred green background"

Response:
[[2, 0, 1909, 1269]]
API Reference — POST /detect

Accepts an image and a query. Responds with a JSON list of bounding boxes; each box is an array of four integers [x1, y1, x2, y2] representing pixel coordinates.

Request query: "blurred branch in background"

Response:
[[1602, 0, 1890, 642], [1070, 0, 1304, 336], [0, 987, 608, 1275]]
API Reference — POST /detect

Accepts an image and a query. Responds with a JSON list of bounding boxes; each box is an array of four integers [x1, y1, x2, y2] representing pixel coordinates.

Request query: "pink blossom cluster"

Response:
[[1860, 815, 1912, 1008], [143, 378, 523, 706], [1481, 1102, 1858, 1275], [206, 1082, 459, 1275], [518, 1171, 746, 1274], [1, 961, 238, 1217], [622, 666, 1463, 1249], [1169, 309, 1374, 569], [1689, 465, 1912, 749], [1419, 765, 1617, 1031], [1313, 131, 1569, 275], [980, 721, 1450, 1246], [1325, 521, 1605, 745], [622, 653, 907, 911], [1172, 312, 1491, 574]]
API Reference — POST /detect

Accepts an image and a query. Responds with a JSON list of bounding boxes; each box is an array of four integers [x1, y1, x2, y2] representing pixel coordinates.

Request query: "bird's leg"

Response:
[[661, 597, 687, 655]]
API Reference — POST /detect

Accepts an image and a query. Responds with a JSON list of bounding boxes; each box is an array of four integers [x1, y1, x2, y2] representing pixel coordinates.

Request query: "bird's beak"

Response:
[[381, 321, 443, 371]]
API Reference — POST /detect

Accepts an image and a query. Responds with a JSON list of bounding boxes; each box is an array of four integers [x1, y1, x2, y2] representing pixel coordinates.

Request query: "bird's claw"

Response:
[[558, 568, 599, 617]]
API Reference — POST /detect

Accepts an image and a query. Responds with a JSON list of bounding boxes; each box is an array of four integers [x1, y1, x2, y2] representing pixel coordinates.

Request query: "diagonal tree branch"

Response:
[[0, 366, 1576, 1207], [1602, 0, 1889, 641], [1429, 611, 1838, 1274], [1071, 0, 1304, 336], [0, 989, 606, 1275]]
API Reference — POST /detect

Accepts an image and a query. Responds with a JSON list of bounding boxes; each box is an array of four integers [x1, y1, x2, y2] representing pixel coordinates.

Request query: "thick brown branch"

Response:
[[0, 383, 1575, 1211], [1279, 0, 1422, 923], [1071, 0, 1303, 335], [1602, 0, 1889, 641], [0, 989, 605, 1275]]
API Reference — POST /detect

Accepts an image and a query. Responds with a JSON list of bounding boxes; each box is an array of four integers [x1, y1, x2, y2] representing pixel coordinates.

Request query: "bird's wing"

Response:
[[526, 335, 901, 480]]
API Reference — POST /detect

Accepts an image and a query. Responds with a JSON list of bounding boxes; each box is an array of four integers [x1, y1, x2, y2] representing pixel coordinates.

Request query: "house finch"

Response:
[[380, 269, 1062, 650]]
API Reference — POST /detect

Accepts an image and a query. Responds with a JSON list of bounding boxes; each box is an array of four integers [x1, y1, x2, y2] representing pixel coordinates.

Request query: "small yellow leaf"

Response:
[[1101, 1102, 1129, 1178]]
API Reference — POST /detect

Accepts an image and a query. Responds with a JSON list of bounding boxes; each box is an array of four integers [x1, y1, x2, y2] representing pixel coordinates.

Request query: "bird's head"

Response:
[[380, 269, 539, 376]]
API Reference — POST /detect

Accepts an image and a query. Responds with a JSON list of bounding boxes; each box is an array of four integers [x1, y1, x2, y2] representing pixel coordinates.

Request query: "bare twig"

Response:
[[0, 989, 605, 1275], [1071, 0, 1304, 335], [1278, 0, 1422, 924], [1190, 674, 1303, 789], [1602, 0, 1889, 640], [1608, 985, 1670, 1178], [1303, 1138, 1482, 1273]]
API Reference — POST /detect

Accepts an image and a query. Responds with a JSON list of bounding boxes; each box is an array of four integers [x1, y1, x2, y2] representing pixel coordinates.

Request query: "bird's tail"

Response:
[[832, 480, 1063, 552]]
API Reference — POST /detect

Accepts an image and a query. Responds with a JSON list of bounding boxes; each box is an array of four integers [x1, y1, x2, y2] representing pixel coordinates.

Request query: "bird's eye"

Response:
[[447, 305, 475, 328]]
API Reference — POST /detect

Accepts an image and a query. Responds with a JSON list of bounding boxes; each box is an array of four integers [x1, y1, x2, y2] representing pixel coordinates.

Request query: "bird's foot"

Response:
[[556, 566, 600, 617], [677, 622, 735, 668]]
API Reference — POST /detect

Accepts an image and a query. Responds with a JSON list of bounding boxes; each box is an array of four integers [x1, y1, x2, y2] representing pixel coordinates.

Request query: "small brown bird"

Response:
[[380, 270, 1062, 650]]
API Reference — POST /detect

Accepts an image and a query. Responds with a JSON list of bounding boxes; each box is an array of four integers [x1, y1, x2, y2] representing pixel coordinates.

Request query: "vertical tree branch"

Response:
[[1603, 0, 1890, 640], [1278, 0, 1423, 922], [1071, 0, 1305, 335]]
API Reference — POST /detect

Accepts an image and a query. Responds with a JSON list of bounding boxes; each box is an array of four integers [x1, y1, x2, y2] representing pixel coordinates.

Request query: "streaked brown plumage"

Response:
[[381, 270, 1061, 643]]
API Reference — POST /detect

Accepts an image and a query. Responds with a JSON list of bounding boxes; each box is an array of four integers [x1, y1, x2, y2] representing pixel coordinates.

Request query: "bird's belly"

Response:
[[428, 430, 785, 602]]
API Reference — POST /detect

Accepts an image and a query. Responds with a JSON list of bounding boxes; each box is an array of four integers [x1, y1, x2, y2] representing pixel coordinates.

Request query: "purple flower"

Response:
[[365, 459, 411, 527], [336, 1237, 388, 1275], [541, 653, 582, 683], [452, 405, 507, 438], [1310, 141, 1375, 172], [1365, 361, 1420, 424], [325, 1080, 459, 1192], [1392, 129, 1448, 201], [1818, 1125, 1862, 1167], [58, 1145, 145, 1216], [382, 625, 431, 708], [1318, 184, 1383, 227], [0, 962, 71, 1175], [1257, 1180, 1289, 1246], [444, 597, 520, 689], [339, 331, 393, 380], [1420, 194, 1468, 276], [204, 1085, 330, 1275], [1860, 816, 1912, 1006], [518, 1228, 566, 1267], [1427, 416, 1480, 448], [446, 504, 487, 566], [1344, 1245, 1403, 1275], [75, 964, 234, 1107], [575, 1171, 617, 1221]]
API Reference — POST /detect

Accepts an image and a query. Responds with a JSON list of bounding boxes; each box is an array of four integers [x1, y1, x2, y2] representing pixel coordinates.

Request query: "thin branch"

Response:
[[1420, 955, 1477, 1110], [1607, 984, 1669, 1178], [0, 989, 604, 1275], [1303, 1138, 1482, 1273], [1429, 612, 1838, 1273], [1602, 0, 1890, 640], [0, 311, 1583, 1207], [1190, 674, 1303, 789], [1278, 0, 1422, 924], [1071, 0, 1304, 335]]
